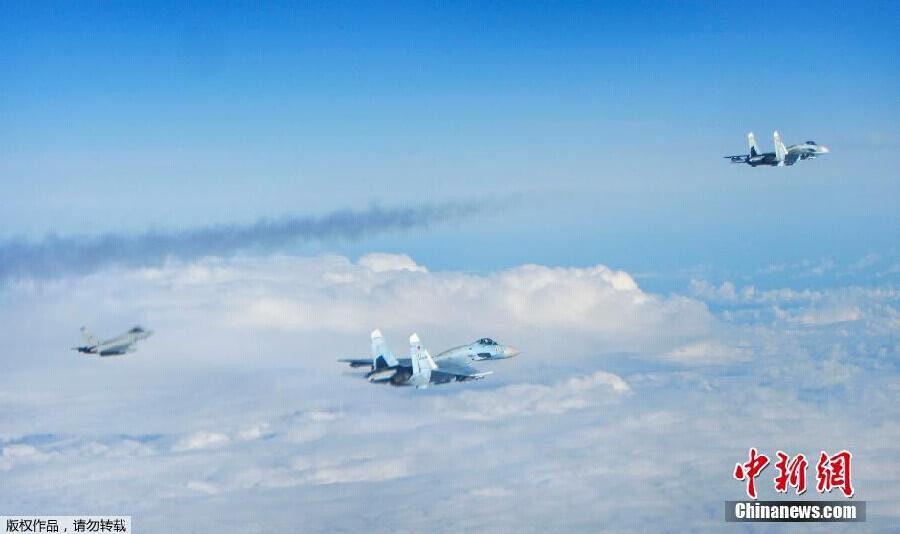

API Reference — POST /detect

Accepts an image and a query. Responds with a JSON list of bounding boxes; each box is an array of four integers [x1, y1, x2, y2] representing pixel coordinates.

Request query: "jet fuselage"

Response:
[[74, 326, 153, 357], [436, 338, 521, 361]]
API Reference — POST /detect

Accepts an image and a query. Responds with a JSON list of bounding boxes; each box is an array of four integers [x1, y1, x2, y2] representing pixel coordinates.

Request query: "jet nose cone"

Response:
[[820, 145, 830, 153], [504, 346, 521, 358]]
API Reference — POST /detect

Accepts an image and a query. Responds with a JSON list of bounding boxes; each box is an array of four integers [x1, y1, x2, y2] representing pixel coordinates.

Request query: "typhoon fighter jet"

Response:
[[725, 131, 829, 167], [339, 330, 518, 387], [71, 325, 153, 356]]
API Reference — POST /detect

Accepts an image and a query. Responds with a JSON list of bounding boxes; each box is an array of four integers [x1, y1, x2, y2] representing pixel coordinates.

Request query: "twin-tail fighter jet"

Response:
[[339, 329, 520, 388], [72, 325, 153, 356], [725, 131, 829, 167]]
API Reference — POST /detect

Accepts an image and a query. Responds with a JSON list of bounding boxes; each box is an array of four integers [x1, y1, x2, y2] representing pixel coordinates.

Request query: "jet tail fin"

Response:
[[774, 131, 787, 164], [409, 333, 435, 388], [371, 329, 399, 369], [748, 132, 760, 157], [80, 326, 98, 347]]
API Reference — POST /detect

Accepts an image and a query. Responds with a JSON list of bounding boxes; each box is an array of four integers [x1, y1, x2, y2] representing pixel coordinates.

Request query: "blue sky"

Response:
[[2, 1, 898, 279], [1, 2, 898, 531]]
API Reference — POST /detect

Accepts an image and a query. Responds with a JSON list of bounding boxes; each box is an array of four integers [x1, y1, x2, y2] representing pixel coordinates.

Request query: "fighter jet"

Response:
[[339, 330, 515, 387], [71, 325, 153, 356], [725, 131, 829, 167]]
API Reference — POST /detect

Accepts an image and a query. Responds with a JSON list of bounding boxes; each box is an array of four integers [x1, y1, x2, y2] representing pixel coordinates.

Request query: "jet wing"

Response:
[[784, 151, 801, 165], [433, 357, 492, 381], [100, 332, 132, 346]]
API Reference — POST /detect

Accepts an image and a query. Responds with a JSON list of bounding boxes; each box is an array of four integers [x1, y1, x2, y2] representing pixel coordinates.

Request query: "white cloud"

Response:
[[794, 304, 863, 325], [0, 253, 733, 367], [357, 253, 428, 273], [1, 253, 898, 530], [307, 458, 410, 485], [206, 256, 719, 358], [186, 480, 221, 495], [173, 431, 231, 452], [237, 422, 272, 441], [0, 444, 49, 472], [2, 444, 40, 457], [468, 486, 513, 498], [429, 371, 629, 421], [663, 340, 751, 362]]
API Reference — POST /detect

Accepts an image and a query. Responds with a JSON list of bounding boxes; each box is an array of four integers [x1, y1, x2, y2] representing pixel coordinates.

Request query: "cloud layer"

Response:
[[1, 253, 897, 531]]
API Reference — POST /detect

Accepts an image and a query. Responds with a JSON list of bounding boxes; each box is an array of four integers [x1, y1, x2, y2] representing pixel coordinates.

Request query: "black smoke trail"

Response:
[[0, 203, 478, 282]]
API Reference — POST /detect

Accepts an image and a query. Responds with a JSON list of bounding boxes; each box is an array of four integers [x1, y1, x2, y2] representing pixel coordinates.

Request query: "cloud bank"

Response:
[[1, 253, 897, 531]]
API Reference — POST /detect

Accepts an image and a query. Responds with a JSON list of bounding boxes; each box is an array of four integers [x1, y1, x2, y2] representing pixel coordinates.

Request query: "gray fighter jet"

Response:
[[339, 329, 519, 387], [725, 131, 829, 167], [72, 325, 153, 356]]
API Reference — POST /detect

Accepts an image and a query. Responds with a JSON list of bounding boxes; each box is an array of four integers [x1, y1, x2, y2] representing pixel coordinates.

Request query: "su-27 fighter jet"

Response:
[[339, 330, 520, 387], [725, 131, 829, 167], [72, 325, 153, 356]]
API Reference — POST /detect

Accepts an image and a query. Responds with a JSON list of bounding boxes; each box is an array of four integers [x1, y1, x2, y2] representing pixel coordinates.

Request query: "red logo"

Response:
[[816, 450, 854, 498], [734, 448, 854, 499], [733, 447, 770, 499], [774, 451, 808, 495]]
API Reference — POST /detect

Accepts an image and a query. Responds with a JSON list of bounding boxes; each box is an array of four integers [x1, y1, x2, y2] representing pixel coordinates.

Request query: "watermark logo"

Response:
[[2, 516, 131, 533], [728, 448, 862, 522], [733, 448, 854, 499]]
